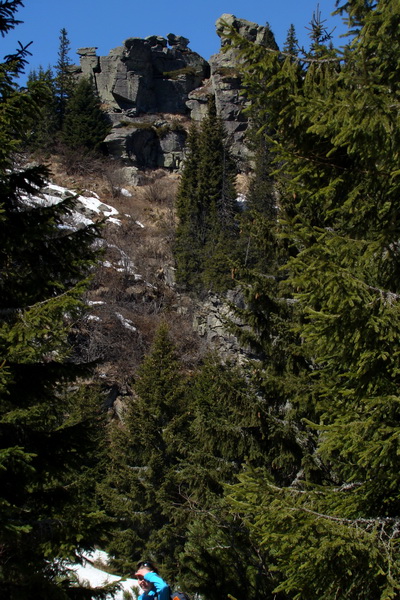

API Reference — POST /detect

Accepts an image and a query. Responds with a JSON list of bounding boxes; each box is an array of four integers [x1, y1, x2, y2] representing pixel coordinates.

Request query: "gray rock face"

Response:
[[192, 290, 252, 365], [209, 14, 278, 168], [209, 51, 249, 166], [104, 114, 187, 169], [77, 36, 209, 114], [215, 13, 279, 49], [74, 15, 276, 173]]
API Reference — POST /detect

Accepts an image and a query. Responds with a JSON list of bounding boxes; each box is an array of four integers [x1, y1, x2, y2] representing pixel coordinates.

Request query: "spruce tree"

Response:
[[283, 24, 299, 56], [62, 76, 111, 153], [174, 97, 239, 293], [54, 27, 75, 129], [174, 123, 203, 289], [175, 355, 277, 600], [0, 5, 111, 597], [236, 131, 277, 272], [99, 323, 188, 574], [27, 66, 58, 151], [100, 335, 277, 600], [225, 1, 400, 597], [197, 97, 239, 291]]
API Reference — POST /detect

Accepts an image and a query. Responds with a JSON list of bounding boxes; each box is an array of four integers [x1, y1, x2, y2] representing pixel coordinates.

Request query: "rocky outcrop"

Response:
[[74, 36, 208, 169], [105, 113, 187, 169], [212, 14, 278, 166], [73, 15, 277, 172], [215, 13, 279, 49], [77, 36, 209, 114], [192, 289, 254, 365]]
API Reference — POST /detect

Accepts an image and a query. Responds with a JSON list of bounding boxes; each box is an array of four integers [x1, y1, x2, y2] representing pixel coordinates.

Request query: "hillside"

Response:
[[4, 2, 400, 599], [41, 154, 249, 397]]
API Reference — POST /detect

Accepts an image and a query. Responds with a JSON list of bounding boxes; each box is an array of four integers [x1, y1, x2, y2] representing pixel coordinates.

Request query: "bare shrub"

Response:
[[139, 171, 179, 205], [140, 178, 171, 204], [58, 144, 107, 177]]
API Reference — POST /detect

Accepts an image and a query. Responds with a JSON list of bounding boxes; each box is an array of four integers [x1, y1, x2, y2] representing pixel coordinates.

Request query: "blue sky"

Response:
[[3, 0, 348, 81]]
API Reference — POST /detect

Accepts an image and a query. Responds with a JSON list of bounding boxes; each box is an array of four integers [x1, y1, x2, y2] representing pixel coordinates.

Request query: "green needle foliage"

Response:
[[174, 97, 239, 293], [101, 326, 277, 600], [175, 354, 277, 600], [224, 1, 400, 598], [0, 4, 111, 597], [54, 27, 75, 129], [99, 323, 188, 574], [62, 76, 111, 153], [174, 123, 203, 289], [27, 66, 58, 152]]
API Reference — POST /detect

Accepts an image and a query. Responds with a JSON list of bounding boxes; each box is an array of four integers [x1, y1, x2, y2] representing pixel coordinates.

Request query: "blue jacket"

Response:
[[138, 572, 170, 600]]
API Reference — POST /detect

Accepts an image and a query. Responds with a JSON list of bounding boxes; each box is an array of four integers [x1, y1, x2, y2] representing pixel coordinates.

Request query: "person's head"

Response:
[[135, 560, 158, 592]]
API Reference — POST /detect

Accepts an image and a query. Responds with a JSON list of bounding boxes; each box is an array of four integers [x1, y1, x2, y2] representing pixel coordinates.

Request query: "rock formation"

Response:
[[72, 15, 277, 172]]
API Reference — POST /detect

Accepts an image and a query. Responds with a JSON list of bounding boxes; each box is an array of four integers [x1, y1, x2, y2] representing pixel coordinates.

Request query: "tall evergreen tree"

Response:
[[27, 65, 58, 151], [174, 98, 239, 293], [0, 5, 111, 597], [225, 1, 400, 597], [197, 97, 239, 291], [175, 355, 278, 600], [62, 76, 111, 153], [236, 131, 277, 272], [174, 123, 203, 289], [283, 24, 299, 56], [54, 27, 75, 129], [100, 329, 277, 600], [99, 324, 188, 574]]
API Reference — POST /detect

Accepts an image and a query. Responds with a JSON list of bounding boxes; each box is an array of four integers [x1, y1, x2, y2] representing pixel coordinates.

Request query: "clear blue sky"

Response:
[[3, 0, 348, 81]]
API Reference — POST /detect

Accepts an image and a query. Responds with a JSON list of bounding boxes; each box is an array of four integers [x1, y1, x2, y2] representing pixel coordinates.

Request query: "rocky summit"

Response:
[[71, 15, 276, 172]]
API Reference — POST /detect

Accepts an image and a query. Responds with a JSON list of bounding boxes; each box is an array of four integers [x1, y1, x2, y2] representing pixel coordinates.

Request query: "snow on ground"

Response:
[[115, 312, 137, 332], [23, 179, 148, 334], [21, 181, 121, 227], [69, 550, 140, 600]]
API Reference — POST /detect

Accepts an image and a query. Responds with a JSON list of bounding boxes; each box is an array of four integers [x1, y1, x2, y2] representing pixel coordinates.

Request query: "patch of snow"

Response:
[[42, 193, 67, 206], [135, 221, 145, 228], [46, 183, 68, 195], [77, 195, 118, 217], [70, 213, 94, 227], [87, 301, 105, 306], [85, 549, 109, 563], [120, 188, 132, 197], [115, 313, 137, 332], [21, 181, 120, 228], [108, 217, 122, 226], [67, 552, 140, 600]]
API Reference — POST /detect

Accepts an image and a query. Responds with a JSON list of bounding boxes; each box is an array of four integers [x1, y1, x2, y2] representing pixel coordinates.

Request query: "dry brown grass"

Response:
[[33, 151, 203, 388]]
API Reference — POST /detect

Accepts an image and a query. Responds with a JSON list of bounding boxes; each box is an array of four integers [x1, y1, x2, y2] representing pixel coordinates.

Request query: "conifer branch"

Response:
[[0, 284, 85, 316]]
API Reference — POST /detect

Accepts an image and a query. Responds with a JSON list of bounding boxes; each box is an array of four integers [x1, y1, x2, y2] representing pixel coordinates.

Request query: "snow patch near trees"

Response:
[[69, 549, 140, 599]]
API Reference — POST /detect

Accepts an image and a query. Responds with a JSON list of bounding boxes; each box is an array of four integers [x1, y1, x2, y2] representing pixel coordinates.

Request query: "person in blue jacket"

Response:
[[135, 560, 170, 600]]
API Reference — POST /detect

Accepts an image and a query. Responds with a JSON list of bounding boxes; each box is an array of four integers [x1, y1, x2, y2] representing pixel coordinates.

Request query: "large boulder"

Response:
[[104, 114, 187, 169]]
